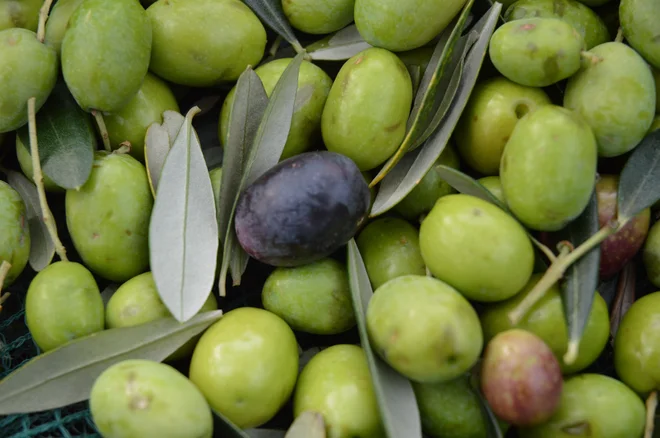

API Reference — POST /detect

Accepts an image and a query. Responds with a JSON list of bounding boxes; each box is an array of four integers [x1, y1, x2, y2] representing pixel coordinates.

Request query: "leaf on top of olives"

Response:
[[6, 170, 55, 272], [370, 2, 502, 217], [218, 53, 304, 295], [557, 191, 600, 365], [617, 129, 660, 223], [306, 25, 373, 61], [16, 82, 96, 191], [215, 409, 251, 437], [435, 165, 508, 209], [243, 0, 304, 53], [149, 106, 219, 323], [99, 283, 119, 307], [346, 239, 422, 438], [144, 110, 186, 196], [0, 310, 223, 415], [284, 411, 326, 438], [370, 0, 476, 187]]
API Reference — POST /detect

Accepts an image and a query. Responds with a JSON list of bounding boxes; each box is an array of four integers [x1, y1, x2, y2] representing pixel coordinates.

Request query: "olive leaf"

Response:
[[435, 165, 507, 208], [6, 170, 54, 272], [370, 3, 501, 217], [285, 411, 326, 438], [246, 431, 285, 438], [558, 191, 601, 365], [242, 0, 304, 53], [218, 53, 303, 294], [214, 410, 250, 438], [0, 310, 223, 415], [16, 82, 96, 190], [347, 239, 422, 438], [306, 25, 373, 61], [370, 0, 476, 187], [100, 283, 120, 307], [216, 68, 268, 296], [617, 129, 660, 223], [149, 107, 219, 323], [144, 110, 186, 196], [610, 261, 636, 339], [475, 388, 505, 438]]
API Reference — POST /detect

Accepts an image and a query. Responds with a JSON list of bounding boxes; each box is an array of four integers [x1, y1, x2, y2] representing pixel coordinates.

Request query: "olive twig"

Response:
[[269, 36, 282, 58], [615, 27, 624, 44], [36, 0, 54, 43], [92, 110, 112, 152], [113, 141, 132, 155], [0, 260, 12, 313], [529, 235, 557, 264], [644, 391, 657, 438], [580, 51, 603, 66], [508, 223, 619, 327], [27, 97, 68, 262]]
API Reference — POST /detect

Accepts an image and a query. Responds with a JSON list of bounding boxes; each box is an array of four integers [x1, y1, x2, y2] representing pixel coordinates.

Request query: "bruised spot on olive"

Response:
[[354, 55, 364, 65], [519, 23, 537, 31], [385, 121, 402, 132], [561, 422, 592, 434], [472, 208, 482, 217]]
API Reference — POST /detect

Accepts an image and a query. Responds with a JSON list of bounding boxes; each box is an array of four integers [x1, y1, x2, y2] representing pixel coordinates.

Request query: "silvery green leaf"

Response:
[[306, 25, 373, 61], [149, 107, 219, 322], [370, 0, 475, 187], [100, 283, 119, 307], [219, 53, 304, 293], [216, 68, 268, 295], [617, 129, 660, 223], [144, 110, 186, 196], [0, 310, 223, 415], [347, 239, 422, 438], [370, 2, 502, 217], [243, 0, 303, 53], [285, 411, 326, 438], [6, 170, 55, 271]]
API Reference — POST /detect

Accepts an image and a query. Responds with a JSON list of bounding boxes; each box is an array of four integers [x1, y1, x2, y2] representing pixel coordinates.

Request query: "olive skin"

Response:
[[234, 151, 371, 267]]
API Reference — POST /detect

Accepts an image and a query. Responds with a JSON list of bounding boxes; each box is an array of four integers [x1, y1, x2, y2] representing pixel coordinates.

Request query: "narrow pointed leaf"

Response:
[[6, 170, 54, 271], [285, 411, 326, 438], [149, 107, 219, 322], [558, 192, 600, 362], [17, 82, 96, 190], [144, 110, 186, 196], [475, 388, 505, 438], [370, 0, 475, 187], [435, 165, 508, 209], [0, 310, 223, 415], [214, 410, 250, 438], [370, 4, 501, 216], [220, 53, 304, 292], [100, 283, 119, 307], [347, 239, 422, 438], [243, 0, 303, 52], [617, 130, 660, 223], [216, 68, 268, 295], [306, 25, 372, 61]]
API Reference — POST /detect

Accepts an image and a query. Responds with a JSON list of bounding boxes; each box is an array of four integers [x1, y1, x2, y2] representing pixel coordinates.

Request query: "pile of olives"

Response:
[[1, 0, 660, 437]]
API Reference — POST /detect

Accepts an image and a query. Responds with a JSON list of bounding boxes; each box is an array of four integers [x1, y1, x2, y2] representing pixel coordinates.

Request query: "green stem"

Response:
[[645, 391, 657, 438], [269, 36, 282, 58], [508, 224, 618, 325], [615, 27, 624, 44], [580, 51, 603, 66], [28, 97, 68, 262], [36, 0, 54, 43], [529, 235, 557, 264], [92, 110, 112, 152]]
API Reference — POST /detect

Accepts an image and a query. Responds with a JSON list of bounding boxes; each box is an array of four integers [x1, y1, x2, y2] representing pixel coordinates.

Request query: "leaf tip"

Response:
[[563, 340, 579, 365]]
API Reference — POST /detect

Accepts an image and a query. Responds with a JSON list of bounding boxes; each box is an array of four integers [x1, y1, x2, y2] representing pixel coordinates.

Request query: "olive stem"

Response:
[[113, 142, 131, 155], [36, 0, 54, 43], [0, 260, 12, 313], [645, 391, 657, 438], [508, 224, 618, 325], [28, 97, 68, 262], [580, 51, 603, 66], [92, 110, 112, 152], [269, 36, 282, 58], [529, 235, 557, 263], [615, 27, 624, 44]]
